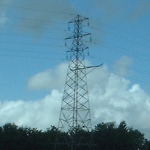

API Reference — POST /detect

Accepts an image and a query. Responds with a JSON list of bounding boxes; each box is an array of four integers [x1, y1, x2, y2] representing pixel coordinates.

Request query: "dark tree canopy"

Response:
[[93, 121, 147, 150], [0, 121, 149, 150]]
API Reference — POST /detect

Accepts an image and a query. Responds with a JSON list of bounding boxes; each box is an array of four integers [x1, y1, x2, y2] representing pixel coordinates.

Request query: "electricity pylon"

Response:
[[55, 15, 97, 150]]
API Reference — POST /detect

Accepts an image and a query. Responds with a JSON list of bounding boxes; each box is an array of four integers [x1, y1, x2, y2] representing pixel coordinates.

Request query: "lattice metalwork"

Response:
[[55, 15, 94, 150]]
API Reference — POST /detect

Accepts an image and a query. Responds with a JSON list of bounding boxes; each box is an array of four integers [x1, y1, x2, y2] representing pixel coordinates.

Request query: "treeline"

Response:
[[0, 121, 150, 150]]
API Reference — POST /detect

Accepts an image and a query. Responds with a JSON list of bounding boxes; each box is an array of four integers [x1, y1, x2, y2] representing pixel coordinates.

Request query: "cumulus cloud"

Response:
[[27, 63, 67, 90], [114, 56, 132, 77], [0, 89, 62, 129], [1, 62, 150, 138], [89, 66, 150, 138]]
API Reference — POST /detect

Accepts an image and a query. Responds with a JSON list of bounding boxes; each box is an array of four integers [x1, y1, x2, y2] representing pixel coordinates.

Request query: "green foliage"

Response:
[[0, 122, 149, 150], [93, 121, 147, 150]]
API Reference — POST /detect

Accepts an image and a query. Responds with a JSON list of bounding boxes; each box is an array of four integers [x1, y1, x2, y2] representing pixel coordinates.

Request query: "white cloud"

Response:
[[88, 66, 150, 138], [114, 56, 132, 77], [0, 90, 62, 129], [27, 63, 67, 90], [1, 62, 150, 139]]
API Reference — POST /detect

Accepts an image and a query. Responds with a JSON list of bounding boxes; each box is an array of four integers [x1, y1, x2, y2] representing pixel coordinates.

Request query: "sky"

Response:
[[0, 0, 150, 139]]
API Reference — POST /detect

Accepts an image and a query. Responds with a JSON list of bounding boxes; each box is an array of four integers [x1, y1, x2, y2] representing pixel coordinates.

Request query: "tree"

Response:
[[93, 121, 147, 150], [0, 122, 149, 150]]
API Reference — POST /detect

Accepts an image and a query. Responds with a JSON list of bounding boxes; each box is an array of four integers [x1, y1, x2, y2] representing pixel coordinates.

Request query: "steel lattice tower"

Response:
[[55, 15, 95, 150]]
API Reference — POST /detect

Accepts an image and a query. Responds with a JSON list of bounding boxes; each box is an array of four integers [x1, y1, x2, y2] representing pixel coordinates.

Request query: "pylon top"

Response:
[[68, 15, 89, 24]]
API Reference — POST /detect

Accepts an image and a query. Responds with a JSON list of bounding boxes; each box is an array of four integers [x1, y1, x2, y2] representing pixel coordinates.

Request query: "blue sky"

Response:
[[1, 0, 150, 138], [0, 0, 149, 100]]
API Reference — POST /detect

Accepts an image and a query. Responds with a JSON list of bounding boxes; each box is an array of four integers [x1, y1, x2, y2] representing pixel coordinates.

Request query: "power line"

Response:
[[88, 53, 150, 90], [55, 15, 95, 150], [0, 30, 69, 41], [0, 3, 150, 91], [88, 41, 150, 83], [93, 41, 150, 61], [0, 40, 64, 47], [91, 18, 150, 42], [1, 3, 150, 46], [88, 39, 147, 60], [90, 25, 150, 50], [0, 3, 75, 16], [1, 22, 67, 32], [0, 53, 65, 60], [0, 48, 64, 55], [3, 15, 67, 24]]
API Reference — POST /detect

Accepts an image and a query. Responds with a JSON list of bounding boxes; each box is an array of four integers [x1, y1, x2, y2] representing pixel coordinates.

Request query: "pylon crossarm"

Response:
[[55, 15, 95, 150], [65, 33, 91, 40]]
